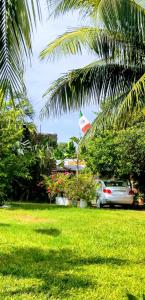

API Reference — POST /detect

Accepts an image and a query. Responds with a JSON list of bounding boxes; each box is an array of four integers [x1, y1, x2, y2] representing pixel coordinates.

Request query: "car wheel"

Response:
[[109, 204, 114, 209], [97, 200, 103, 208]]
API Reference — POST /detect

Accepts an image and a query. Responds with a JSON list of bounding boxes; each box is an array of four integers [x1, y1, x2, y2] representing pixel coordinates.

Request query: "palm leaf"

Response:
[[49, 0, 145, 37], [40, 27, 98, 59], [134, 0, 145, 10], [94, 0, 145, 43], [116, 73, 145, 118], [41, 60, 144, 117], [0, 0, 41, 100], [49, 0, 101, 17], [40, 25, 145, 66]]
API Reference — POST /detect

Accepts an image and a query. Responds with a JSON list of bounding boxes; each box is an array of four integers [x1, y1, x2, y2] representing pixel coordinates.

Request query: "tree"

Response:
[[0, 98, 36, 202], [81, 123, 145, 191], [40, 0, 145, 121], [53, 140, 76, 160], [0, 0, 41, 100]]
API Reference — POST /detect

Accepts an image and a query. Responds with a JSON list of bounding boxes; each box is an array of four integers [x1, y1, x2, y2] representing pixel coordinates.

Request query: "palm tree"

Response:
[[40, 0, 145, 120], [0, 0, 41, 100]]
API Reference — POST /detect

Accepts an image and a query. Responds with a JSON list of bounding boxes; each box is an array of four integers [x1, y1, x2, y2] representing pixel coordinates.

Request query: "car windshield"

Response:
[[104, 181, 128, 187]]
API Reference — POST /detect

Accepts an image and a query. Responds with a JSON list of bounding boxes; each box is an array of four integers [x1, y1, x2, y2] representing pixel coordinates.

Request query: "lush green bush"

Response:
[[64, 173, 96, 203], [0, 100, 35, 201], [43, 173, 96, 204], [0, 98, 56, 203]]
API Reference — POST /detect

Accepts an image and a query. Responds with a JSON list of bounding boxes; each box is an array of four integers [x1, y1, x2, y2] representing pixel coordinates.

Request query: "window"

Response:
[[104, 181, 128, 187]]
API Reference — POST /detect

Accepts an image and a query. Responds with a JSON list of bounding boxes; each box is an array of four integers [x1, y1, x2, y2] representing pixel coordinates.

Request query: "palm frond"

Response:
[[97, 0, 145, 42], [0, 0, 41, 100], [116, 72, 145, 119], [48, 0, 101, 17], [40, 27, 97, 59], [134, 0, 145, 10], [40, 24, 145, 66], [41, 60, 144, 117], [50, 0, 145, 41]]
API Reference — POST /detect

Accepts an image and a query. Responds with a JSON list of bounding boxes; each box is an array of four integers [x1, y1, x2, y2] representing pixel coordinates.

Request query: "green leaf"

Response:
[[0, 0, 42, 99]]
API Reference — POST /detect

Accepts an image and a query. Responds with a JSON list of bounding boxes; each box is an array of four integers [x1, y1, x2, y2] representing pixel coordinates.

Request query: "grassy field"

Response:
[[0, 203, 145, 300]]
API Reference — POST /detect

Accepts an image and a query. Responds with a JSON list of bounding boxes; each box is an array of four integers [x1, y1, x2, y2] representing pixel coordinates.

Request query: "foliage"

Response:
[[81, 132, 118, 177], [53, 140, 76, 160], [43, 172, 71, 198], [41, 0, 145, 122], [0, 0, 42, 99], [64, 173, 96, 202], [81, 123, 145, 181], [83, 99, 145, 140], [0, 97, 56, 203], [0, 99, 36, 202], [1, 203, 145, 299], [43, 172, 96, 203]]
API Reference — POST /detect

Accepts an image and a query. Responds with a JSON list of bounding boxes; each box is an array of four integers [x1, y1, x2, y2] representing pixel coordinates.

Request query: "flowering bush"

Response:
[[43, 173, 96, 204], [43, 172, 71, 199], [64, 173, 96, 203]]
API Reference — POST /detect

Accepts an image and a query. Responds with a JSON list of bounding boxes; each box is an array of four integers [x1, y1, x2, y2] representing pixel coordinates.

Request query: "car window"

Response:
[[104, 181, 128, 187]]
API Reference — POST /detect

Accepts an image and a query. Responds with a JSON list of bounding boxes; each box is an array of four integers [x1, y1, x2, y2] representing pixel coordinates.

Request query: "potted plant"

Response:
[[64, 173, 96, 208], [43, 173, 71, 206]]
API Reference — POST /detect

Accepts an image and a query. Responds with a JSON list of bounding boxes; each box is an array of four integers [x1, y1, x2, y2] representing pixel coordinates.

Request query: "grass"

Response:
[[0, 203, 145, 299]]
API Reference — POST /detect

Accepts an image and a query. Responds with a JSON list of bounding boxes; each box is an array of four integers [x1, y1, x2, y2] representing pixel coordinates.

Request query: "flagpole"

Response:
[[76, 129, 82, 178]]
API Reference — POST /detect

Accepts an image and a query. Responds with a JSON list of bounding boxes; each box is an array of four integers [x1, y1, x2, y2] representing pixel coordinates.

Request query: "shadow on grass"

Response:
[[0, 223, 10, 227], [0, 247, 128, 298], [70, 256, 127, 266], [127, 294, 145, 300], [8, 203, 70, 211], [35, 228, 61, 236]]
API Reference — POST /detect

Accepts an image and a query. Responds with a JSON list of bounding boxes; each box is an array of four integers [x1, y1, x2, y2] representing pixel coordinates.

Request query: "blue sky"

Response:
[[25, 4, 98, 142]]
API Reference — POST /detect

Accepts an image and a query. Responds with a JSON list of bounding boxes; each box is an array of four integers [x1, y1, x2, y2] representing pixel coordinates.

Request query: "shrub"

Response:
[[64, 173, 96, 203], [43, 172, 71, 199]]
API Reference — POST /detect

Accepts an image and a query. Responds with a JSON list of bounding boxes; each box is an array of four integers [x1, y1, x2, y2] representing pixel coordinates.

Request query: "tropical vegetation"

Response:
[[0, 95, 57, 203], [64, 173, 96, 203], [0, 97, 35, 202], [81, 120, 145, 191], [0, 0, 41, 100], [53, 140, 76, 160], [40, 0, 145, 125], [43, 172, 71, 199]]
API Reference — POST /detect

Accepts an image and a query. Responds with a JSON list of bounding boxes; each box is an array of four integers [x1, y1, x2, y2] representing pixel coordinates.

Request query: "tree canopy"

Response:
[[40, 0, 145, 121]]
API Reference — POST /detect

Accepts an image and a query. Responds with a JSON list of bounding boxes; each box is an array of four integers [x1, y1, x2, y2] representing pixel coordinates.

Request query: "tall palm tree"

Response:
[[0, 0, 41, 100], [40, 0, 145, 120]]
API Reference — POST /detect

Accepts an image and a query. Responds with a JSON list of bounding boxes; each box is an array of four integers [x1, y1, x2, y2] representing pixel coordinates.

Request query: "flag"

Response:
[[79, 111, 91, 134]]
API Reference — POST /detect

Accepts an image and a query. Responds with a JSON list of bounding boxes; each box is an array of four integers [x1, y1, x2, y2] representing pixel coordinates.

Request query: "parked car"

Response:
[[96, 179, 134, 208]]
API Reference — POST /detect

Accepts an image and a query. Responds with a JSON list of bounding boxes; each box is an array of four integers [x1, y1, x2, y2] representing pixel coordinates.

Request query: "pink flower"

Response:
[[64, 172, 69, 175]]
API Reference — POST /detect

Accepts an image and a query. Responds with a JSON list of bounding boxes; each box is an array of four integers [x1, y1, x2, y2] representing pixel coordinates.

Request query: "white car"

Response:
[[96, 180, 134, 208]]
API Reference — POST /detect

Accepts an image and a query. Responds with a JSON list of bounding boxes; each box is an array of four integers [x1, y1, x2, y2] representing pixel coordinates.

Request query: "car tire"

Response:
[[97, 201, 103, 208], [109, 204, 114, 209]]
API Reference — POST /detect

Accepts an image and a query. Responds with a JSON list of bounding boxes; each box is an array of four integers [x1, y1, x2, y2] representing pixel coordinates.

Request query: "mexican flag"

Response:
[[79, 111, 91, 134]]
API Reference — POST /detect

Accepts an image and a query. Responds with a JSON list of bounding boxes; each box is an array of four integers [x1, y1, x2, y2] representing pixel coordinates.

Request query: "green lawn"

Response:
[[0, 203, 145, 299]]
